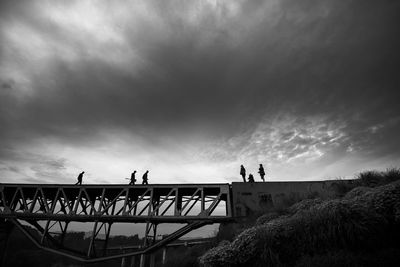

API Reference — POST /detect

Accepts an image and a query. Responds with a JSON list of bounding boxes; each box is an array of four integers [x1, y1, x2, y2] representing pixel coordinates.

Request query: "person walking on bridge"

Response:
[[142, 170, 149, 185], [129, 171, 137, 185], [75, 171, 84, 185], [258, 164, 266, 182], [240, 165, 246, 182]]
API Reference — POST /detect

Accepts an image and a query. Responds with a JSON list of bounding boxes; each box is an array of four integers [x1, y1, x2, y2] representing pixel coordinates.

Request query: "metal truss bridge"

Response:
[[0, 183, 233, 265]]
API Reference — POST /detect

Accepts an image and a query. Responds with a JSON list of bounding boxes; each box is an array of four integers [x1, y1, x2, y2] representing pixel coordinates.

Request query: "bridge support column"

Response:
[[129, 256, 136, 267], [0, 219, 13, 267], [149, 253, 155, 267], [139, 254, 146, 267], [162, 247, 167, 265], [121, 256, 128, 267]]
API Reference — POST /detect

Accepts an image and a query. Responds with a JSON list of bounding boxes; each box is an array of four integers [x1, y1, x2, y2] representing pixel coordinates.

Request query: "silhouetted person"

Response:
[[248, 174, 255, 183], [75, 171, 84, 185], [240, 165, 246, 182], [258, 164, 265, 182], [142, 170, 149, 185], [130, 171, 137, 185]]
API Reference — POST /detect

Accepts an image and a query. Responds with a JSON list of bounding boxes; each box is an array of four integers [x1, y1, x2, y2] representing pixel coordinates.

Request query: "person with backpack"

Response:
[[142, 170, 149, 185], [75, 171, 84, 185], [258, 164, 266, 182], [240, 165, 246, 182]]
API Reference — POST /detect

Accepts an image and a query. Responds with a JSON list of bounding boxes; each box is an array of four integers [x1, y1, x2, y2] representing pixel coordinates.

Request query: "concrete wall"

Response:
[[231, 181, 348, 217]]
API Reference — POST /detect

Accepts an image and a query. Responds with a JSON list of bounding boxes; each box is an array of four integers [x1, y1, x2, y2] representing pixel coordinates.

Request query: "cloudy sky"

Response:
[[1, 0, 399, 184]]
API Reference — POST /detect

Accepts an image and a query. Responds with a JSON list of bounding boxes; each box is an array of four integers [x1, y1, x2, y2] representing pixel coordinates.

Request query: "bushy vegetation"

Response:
[[295, 248, 400, 267], [331, 168, 400, 196], [356, 168, 400, 187], [199, 168, 400, 267]]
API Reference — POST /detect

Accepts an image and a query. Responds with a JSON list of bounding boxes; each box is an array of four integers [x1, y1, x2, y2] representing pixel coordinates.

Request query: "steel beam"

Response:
[[0, 183, 234, 263]]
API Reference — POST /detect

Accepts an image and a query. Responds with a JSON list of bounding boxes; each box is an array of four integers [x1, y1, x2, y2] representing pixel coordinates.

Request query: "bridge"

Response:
[[0, 183, 233, 265], [0, 180, 340, 266]]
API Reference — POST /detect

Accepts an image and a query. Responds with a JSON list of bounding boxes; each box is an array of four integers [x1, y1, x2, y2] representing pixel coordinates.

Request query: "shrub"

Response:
[[356, 171, 383, 187], [383, 168, 400, 184], [295, 248, 400, 267], [199, 181, 400, 267], [287, 198, 323, 214], [355, 168, 400, 188], [255, 212, 280, 225], [343, 186, 372, 199]]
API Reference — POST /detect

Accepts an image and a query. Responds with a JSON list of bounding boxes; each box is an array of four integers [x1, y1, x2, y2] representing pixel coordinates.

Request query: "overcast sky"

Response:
[[1, 0, 399, 184]]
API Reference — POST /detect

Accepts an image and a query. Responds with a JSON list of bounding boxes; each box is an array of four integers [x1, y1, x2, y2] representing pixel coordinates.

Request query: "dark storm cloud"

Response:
[[0, 0, 400, 182]]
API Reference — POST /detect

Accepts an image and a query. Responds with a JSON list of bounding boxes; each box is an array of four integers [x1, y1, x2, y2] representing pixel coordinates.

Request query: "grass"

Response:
[[295, 248, 400, 267], [331, 168, 400, 197], [199, 168, 400, 267]]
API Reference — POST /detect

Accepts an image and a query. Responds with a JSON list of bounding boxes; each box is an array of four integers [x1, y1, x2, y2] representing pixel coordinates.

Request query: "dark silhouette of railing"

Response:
[[0, 183, 233, 264]]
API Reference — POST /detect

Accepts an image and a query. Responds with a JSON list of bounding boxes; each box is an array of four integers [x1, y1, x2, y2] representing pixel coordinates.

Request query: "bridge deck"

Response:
[[0, 183, 233, 262], [0, 183, 232, 222]]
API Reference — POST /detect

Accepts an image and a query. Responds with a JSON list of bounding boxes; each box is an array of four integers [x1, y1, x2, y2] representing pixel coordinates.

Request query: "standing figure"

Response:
[[258, 164, 266, 182], [142, 170, 149, 185], [248, 174, 255, 183], [130, 171, 137, 185], [240, 165, 246, 182], [75, 171, 84, 185]]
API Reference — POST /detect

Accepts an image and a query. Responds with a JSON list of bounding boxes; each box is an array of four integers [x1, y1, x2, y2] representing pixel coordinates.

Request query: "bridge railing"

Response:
[[0, 183, 233, 262]]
